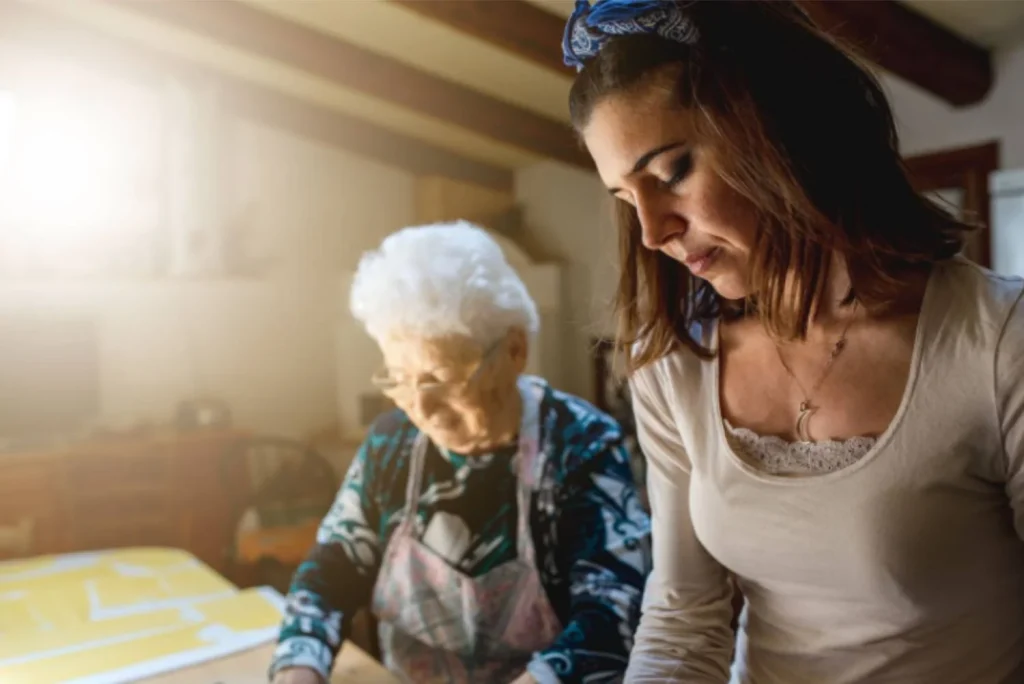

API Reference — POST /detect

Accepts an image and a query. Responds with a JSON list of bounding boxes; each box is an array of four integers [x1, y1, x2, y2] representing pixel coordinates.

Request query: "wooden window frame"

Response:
[[905, 141, 1000, 269]]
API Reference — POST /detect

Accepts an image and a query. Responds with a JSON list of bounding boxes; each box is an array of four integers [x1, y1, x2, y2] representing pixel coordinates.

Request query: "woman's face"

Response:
[[375, 329, 526, 454], [581, 81, 761, 300]]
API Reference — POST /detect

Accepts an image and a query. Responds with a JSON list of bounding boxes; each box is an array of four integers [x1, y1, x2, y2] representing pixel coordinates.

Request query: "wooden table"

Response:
[[140, 641, 398, 684], [0, 547, 394, 684]]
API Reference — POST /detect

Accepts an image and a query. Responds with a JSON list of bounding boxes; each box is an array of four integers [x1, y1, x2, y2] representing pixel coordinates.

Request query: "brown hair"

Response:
[[569, 0, 968, 370]]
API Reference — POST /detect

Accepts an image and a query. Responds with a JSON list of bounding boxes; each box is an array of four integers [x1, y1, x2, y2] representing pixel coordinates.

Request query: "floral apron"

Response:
[[371, 376, 562, 683]]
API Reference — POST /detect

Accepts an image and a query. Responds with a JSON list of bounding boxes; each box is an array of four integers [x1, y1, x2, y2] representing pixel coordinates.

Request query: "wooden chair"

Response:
[[220, 436, 338, 591]]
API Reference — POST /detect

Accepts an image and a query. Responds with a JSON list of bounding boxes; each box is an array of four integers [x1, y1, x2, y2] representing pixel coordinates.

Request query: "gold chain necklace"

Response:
[[774, 303, 858, 442]]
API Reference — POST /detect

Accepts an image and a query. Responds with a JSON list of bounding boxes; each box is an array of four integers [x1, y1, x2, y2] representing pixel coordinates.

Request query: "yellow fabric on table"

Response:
[[0, 548, 283, 684]]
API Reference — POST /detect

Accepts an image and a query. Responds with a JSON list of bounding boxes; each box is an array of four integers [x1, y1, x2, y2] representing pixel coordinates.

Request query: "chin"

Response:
[[434, 429, 488, 454], [424, 427, 462, 449], [705, 273, 750, 301]]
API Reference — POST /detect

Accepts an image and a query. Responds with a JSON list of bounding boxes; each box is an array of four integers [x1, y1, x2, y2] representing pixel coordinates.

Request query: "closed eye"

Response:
[[605, 140, 687, 201], [610, 152, 693, 200], [661, 152, 693, 188]]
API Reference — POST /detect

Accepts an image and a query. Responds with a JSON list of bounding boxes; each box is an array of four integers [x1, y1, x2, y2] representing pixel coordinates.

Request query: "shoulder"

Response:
[[629, 334, 709, 422], [923, 261, 1024, 414], [359, 409, 418, 485], [537, 380, 631, 480], [542, 381, 622, 450], [1000, 288, 1024, 349], [367, 407, 414, 438], [989, 268, 1024, 369], [933, 258, 1024, 338]]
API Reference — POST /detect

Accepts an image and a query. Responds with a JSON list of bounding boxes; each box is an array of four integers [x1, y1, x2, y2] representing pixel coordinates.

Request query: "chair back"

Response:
[[221, 437, 338, 575]]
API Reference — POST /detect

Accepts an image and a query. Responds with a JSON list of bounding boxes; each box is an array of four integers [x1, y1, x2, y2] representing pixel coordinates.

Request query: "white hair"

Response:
[[349, 221, 539, 345]]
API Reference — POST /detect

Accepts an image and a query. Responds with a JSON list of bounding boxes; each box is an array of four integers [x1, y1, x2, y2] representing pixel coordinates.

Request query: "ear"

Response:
[[505, 326, 529, 374]]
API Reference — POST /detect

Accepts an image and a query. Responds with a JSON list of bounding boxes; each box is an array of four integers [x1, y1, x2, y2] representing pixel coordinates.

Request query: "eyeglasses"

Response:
[[371, 339, 504, 398]]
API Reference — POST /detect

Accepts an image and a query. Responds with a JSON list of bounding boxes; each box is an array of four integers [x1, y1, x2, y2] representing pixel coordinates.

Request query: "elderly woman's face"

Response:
[[581, 77, 760, 300], [375, 329, 527, 454]]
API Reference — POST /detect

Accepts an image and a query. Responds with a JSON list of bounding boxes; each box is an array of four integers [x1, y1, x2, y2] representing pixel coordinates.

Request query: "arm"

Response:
[[269, 438, 385, 681], [997, 289, 1024, 538], [624, 362, 735, 683], [528, 433, 651, 684]]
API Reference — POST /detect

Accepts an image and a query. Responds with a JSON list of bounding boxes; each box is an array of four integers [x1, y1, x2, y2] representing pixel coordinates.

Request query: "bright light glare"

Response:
[[0, 69, 162, 277], [7, 94, 127, 232]]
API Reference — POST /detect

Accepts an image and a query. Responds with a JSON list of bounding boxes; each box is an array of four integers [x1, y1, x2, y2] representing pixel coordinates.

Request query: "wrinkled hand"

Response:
[[271, 666, 325, 684], [508, 672, 538, 684]]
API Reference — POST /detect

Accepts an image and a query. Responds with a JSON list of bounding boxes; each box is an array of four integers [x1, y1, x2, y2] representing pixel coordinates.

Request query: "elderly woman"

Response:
[[269, 221, 651, 684]]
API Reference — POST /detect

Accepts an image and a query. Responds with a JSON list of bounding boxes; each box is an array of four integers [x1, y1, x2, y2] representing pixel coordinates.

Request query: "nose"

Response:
[[636, 192, 685, 251]]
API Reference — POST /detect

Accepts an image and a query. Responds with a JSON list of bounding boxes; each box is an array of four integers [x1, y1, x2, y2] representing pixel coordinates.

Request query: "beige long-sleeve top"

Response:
[[626, 258, 1024, 684]]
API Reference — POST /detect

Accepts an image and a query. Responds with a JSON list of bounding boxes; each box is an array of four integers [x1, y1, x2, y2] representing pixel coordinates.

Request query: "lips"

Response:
[[683, 247, 718, 276]]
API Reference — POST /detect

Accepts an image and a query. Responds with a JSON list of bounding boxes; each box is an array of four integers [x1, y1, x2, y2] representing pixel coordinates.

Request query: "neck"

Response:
[[461, 431, 518, 457], [475, 403, 522, 454]]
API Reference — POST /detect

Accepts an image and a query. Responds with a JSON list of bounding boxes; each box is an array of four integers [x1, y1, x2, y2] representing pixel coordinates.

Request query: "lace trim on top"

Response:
[[724, 421, 877, 476]]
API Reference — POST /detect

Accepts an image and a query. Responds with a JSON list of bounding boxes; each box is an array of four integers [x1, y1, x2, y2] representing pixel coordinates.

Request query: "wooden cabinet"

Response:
[[63, 442, 179, 551], [0, 431, 246, 575], [0, 451, 63, 555]]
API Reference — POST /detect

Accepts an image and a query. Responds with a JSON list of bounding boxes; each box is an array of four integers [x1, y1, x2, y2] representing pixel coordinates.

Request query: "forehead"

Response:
[[581, 83, 691, 186], [379, 332, 481, 371]]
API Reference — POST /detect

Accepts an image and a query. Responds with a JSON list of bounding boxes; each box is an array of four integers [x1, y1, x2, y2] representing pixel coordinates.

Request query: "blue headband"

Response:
[[562, 0, 699, 72]]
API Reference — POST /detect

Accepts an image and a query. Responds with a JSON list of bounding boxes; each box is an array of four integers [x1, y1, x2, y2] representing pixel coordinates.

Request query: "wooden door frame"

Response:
[[904, 140, 1000, 268]]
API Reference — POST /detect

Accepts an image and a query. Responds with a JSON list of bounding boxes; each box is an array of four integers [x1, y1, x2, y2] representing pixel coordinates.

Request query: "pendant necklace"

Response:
[[774, 303, 858, 442]]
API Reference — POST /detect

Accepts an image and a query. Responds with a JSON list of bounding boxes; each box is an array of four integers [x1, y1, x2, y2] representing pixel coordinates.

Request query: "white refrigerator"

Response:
[[992, 169, 1024, 278]]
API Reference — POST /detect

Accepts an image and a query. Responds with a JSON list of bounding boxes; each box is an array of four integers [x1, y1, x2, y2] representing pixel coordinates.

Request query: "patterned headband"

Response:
[[562, 0, 699, 72]]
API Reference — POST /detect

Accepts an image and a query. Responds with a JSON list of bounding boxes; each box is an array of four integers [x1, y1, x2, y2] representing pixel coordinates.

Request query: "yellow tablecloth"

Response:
[[0, 547, 284, 684]]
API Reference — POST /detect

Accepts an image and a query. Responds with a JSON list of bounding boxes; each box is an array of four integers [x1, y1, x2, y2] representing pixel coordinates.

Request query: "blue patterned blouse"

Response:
[[270, 380, 651, 683]]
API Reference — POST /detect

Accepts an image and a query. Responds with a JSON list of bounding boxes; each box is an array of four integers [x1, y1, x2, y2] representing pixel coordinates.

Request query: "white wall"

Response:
[[198, 119, 417, 438], [228, 120, 416, 276], [516, 161, 617, 400], [992, 170, 1024, 277], [886, 41, 1024, 166], [0, 279, 338, 439], [0, 114, 416, 441]]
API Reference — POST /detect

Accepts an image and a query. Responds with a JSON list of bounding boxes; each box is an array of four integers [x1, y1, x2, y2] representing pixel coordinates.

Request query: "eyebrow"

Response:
[[607, 141, 687, 195]]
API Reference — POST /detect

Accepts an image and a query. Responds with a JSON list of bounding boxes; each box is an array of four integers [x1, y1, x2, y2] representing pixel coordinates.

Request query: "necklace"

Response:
[[774, 303, 858, 442]]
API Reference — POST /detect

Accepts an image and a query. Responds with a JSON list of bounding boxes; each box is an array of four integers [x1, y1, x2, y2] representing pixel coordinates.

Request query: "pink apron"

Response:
[[371, 376, 563, 683]]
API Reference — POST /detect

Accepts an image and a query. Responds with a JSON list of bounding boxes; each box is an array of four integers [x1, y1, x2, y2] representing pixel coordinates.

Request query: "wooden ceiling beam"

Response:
[[395, 0, 992, 108], [0, 2, 514, 189], [110, 0, 591, 169], [801, 0, 992, 107], [390, 0, 571, 76]]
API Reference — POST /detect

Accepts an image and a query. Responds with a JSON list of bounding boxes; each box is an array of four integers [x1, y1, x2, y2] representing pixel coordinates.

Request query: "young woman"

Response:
[[564, 1, 1024, 682]]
